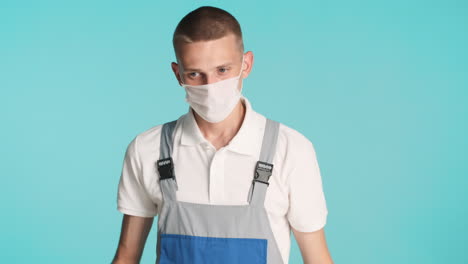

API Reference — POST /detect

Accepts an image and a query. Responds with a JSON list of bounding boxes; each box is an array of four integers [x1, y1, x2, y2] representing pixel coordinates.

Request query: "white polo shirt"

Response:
[[117, 95, 328, 264]]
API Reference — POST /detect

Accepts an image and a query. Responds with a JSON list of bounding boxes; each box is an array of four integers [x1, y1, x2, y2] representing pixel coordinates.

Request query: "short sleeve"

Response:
[[286, 136, 328, 232], [117, 136, 158, 217]]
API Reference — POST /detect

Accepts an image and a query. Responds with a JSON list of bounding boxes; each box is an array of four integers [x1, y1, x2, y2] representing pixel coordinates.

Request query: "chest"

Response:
[[154, 144, 289, 217]]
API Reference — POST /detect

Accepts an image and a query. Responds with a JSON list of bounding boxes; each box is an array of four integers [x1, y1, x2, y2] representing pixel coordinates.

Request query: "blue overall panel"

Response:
[[159, 233, 267, 264]]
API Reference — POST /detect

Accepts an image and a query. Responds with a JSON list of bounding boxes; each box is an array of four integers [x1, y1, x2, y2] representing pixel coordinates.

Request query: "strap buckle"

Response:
[[253, 161, 274, 186], [157, 157, 174, 180]]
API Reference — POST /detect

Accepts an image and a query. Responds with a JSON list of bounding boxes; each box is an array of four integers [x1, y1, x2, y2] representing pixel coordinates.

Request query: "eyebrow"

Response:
[[183, 62, 234, 72]]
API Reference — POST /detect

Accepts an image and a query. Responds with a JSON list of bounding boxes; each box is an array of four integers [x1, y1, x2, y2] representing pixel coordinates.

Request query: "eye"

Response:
[[218, 67, 228, 73], [188, 72, 199, 78]]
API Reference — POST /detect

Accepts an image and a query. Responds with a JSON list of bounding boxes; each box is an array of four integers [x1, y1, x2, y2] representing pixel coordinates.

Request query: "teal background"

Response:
[[1, 0, 467, 263]]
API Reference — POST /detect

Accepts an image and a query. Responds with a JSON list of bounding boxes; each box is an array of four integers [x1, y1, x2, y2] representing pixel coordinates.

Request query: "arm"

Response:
[[292, 226, 334, 264], [285, 131, 332, 263], [112, 214, 154, 264]]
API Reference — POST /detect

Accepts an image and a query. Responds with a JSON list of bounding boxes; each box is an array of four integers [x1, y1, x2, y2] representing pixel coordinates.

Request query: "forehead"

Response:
[[176, 34, 242, 70]]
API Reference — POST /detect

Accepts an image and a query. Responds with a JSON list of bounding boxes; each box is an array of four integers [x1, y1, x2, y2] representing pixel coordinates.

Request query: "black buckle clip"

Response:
[[253, 161, 274, 186], [157, 157, 174, 180]]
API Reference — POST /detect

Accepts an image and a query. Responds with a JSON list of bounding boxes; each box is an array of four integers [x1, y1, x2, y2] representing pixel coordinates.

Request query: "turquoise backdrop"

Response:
[[1, 0, 467, 263]]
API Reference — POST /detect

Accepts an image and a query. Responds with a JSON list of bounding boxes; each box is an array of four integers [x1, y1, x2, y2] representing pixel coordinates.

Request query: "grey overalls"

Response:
[[155, 118, 284, 264]]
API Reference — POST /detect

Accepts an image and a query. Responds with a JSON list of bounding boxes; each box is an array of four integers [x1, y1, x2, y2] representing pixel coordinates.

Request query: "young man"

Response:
[[112, 6, 333, 264]]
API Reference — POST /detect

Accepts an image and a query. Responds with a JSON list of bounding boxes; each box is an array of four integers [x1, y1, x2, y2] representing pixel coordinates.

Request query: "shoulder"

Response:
[[252, 108, 317, 163], [134, 123, 164, 148], [276, 120, 317, 158], [129, 114, 186, 158], [269, 119, 320, 182]]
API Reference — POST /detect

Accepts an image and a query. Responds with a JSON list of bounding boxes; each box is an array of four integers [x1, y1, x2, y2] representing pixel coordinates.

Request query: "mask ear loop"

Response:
[[238, 58, 245, 78], [238, 58, 245, 94]]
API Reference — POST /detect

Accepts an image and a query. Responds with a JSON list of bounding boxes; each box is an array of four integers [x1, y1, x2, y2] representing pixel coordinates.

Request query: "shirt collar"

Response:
[[180, 95, 263, 157]]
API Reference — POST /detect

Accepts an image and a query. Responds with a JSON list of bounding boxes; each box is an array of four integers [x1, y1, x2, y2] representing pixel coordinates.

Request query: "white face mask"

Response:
[[180, 59, 244, 123]]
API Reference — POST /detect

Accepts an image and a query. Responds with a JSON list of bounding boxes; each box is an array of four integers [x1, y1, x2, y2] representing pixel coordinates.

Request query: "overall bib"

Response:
[[155, 118, 284, 264]]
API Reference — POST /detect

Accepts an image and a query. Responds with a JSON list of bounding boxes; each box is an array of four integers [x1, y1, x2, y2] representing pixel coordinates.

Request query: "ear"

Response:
[[171, 62, 183, 85], [241, 51, 254, 79]]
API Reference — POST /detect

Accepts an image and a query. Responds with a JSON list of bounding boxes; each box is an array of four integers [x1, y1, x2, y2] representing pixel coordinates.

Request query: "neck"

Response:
[[192, 98, 246, 150]]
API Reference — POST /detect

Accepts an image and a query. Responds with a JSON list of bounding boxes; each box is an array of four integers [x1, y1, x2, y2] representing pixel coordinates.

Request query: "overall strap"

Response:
[[248, 118, 280, 206], [160, 120, 177, 160], [156, 120, 178, 201]]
